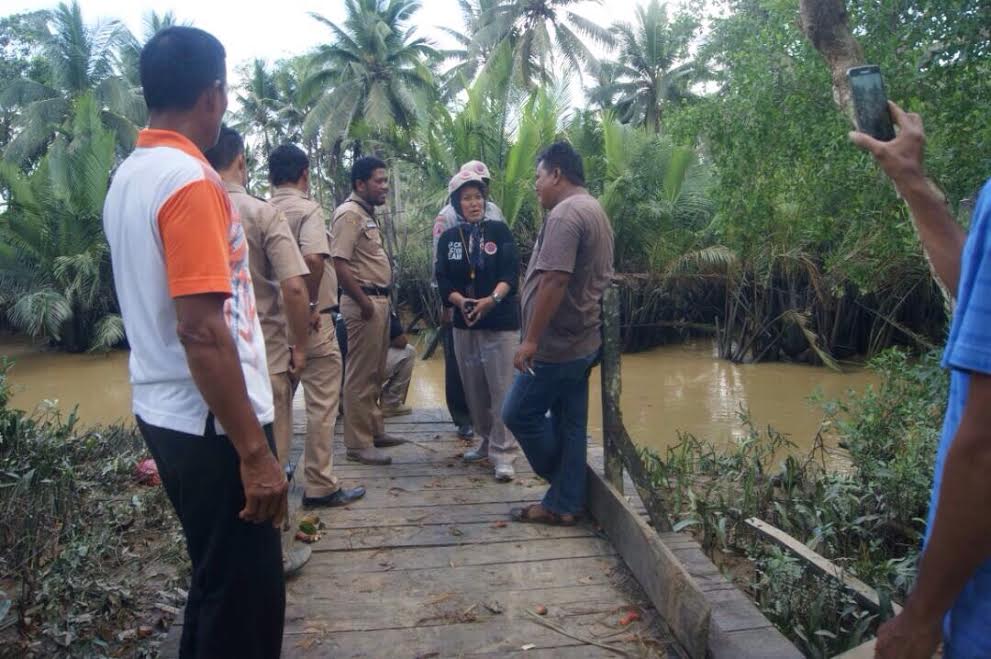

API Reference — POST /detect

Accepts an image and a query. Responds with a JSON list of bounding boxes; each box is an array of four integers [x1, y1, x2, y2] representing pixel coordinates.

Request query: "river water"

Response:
[[1, 336, 876, 455]]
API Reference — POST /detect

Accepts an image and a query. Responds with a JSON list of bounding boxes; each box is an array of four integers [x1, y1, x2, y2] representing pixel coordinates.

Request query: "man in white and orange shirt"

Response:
[[102, 27, 285, 656]]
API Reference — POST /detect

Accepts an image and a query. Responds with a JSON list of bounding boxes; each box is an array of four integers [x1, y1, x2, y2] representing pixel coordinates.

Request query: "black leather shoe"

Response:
[[302, 486, 366, 509]]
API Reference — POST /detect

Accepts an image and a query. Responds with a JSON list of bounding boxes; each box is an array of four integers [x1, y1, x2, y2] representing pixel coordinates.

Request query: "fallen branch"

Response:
[[525, 610, 632, 657]]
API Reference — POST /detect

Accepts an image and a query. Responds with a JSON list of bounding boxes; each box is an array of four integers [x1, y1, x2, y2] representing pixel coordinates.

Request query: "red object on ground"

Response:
[[619, 610, 641, 626], [135, 458, 161, 486]]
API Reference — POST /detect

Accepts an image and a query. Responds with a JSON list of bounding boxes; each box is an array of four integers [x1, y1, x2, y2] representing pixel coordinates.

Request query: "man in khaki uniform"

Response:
[[268, 144, 366, 506], [204, 126, 314, 576], [331, 156, 405, 465]]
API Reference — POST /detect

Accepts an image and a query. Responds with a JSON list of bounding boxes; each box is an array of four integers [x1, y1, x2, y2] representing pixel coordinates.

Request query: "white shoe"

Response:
[[494, 464, 515, 482], [283, 544, 312, 578]]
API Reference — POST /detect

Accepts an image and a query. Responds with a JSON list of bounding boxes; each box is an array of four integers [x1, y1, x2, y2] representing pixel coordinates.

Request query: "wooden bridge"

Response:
[[162, 289, 800, 657]]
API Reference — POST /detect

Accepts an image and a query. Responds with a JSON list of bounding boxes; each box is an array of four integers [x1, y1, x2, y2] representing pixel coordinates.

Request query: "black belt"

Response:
[[347, 286, 391, 297]]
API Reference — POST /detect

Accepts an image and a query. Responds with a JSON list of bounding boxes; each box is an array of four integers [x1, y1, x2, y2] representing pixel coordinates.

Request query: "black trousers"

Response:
[[137, 416, 285, 659], [442, 325, 472, 427]]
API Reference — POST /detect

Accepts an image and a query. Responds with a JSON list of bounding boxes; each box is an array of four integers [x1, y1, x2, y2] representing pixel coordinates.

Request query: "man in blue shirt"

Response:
[[852, 103, 991, 658]]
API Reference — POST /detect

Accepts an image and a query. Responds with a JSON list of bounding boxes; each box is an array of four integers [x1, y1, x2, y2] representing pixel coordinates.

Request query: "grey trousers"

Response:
[[452, 328, 519, 467]]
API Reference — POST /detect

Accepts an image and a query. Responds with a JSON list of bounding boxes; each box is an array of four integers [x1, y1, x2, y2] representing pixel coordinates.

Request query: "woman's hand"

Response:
[[467, 296, 496, 326], [450, 293, 477, 322]]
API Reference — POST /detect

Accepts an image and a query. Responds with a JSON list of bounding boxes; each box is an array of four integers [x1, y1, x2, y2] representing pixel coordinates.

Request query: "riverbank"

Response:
[[642, 348, 945, 657], [0, 361, 186, 655]]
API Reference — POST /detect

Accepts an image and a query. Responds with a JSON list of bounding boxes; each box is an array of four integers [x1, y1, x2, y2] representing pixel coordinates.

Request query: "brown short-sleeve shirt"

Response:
[[225, 183, 309, 375], [270, 186, 339, 358], [521, 191, 615, 363], [330, 193, 392, 289]]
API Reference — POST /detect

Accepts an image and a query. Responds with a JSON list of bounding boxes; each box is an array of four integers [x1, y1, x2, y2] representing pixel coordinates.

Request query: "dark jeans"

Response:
[[137, 417, 285, 659], [442, 324, 472, 428], [501, 351, 598, 515]]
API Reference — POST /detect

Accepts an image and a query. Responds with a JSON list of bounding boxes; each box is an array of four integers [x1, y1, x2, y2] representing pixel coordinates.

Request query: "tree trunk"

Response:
[[798, 0, 863, 118]]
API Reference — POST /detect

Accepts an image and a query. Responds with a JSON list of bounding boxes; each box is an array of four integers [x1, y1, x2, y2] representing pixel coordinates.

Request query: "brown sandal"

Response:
[[510, 504, 578, 527]]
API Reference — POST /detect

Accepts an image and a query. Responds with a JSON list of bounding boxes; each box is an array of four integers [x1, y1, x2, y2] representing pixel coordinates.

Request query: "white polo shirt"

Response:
[[103, 129, 273, 436]]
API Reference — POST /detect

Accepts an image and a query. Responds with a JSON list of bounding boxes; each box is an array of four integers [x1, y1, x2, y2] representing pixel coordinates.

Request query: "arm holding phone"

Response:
[[850, 102, 966, 296]]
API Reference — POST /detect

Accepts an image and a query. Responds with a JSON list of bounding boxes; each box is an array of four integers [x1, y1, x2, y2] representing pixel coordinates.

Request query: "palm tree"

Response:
[[0, 93, 122, 352], [234, 59, 280, 157], [471, 0, 614, 89], [302, 0, 439, 146], [588, 1, 701, 133], [0, 2, 144, 165], [436, 0, 503, 97]]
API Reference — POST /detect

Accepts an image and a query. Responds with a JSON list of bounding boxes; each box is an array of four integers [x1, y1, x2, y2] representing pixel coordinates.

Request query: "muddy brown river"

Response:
[[2, 336, 877, 455]]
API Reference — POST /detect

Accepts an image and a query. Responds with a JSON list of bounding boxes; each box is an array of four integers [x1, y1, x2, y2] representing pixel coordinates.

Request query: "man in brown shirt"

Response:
[[331, 156, 405, 465], [503, 141, 615, 525], [204, 127, 316, 575], [268, 144, 366, 505]]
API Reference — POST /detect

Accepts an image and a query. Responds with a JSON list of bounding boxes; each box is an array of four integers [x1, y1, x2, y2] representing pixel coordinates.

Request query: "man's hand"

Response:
[[467, 296, 495, 326], [309, 310, 322, 333], [238, 446, 289, 526], [360, 296, 375, 321], [441, 306, 454, 326], [849, 102, 927, 191], [514, 340, 538, 373], [874, 609, 941, 659], [288, 345, 306, 379]]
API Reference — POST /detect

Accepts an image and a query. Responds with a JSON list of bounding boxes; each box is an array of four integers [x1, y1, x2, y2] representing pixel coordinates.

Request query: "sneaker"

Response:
[[283, 544, 312, 578], [494, 464, 515, 482], [382, 404, 413, 418], [457, 425, 475, 440], [463, 448, 488, 463]]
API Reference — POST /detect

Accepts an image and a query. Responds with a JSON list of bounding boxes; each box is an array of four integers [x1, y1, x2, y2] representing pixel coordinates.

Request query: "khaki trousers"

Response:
[[293, 347, 343, 498], [382, 345, 416, 408], [452, 329, 519, 467], [341, 295, 390, 449]]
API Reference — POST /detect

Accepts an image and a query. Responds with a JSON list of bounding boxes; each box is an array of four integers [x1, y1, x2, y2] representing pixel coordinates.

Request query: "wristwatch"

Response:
[[491, 291, 504, 304]]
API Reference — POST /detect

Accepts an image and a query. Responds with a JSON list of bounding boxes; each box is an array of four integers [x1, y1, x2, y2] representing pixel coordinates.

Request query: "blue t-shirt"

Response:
[[926, 178, 991, 658]]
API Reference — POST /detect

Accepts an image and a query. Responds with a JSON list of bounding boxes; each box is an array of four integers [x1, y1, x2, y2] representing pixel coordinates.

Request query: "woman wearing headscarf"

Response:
[[435, 170, 520, 481]]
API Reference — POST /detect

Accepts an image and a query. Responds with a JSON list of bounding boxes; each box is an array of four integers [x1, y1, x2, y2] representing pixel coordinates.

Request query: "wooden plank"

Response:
[[600, 284, 625, 491], [302, 502, 549, 530], [286, 556, 623, 598], [282, 585, 644, 633], [310, 519, 594, 552], [708, 625, 804, 659], [745, 517, 903, 615], [304, 536, 617, 574], [279, 609, 670, 658], [586, 466, 710, 659], [322, 482, 546, 508]]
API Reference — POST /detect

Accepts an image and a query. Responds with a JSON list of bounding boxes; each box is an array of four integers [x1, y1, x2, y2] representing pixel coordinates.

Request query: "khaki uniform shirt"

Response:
[[330, 193, 392, 289], [225, 182, 309, 375], [270, 186, 338, 358]]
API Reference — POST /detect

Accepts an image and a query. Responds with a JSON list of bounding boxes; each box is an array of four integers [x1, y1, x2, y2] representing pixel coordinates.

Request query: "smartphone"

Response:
[[847, 65, 895, 141], [463, 301, 476, 316]]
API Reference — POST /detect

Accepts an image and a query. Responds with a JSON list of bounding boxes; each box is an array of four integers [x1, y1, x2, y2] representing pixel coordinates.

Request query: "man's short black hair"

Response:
[[352, 156, 388, 191], [203, 125, 243, 171], [140, 26, 226, 112], [537, 141, 585, 186], [268, 144, 309, 186]]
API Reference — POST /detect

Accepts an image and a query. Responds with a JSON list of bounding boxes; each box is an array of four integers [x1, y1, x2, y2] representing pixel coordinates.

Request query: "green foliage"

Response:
[[641, 349, 947, 655], [0, 93, 120, 352], [0, 360, 185, 654], [587, 0, 703, 133], [303, 0, 438, 144]]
